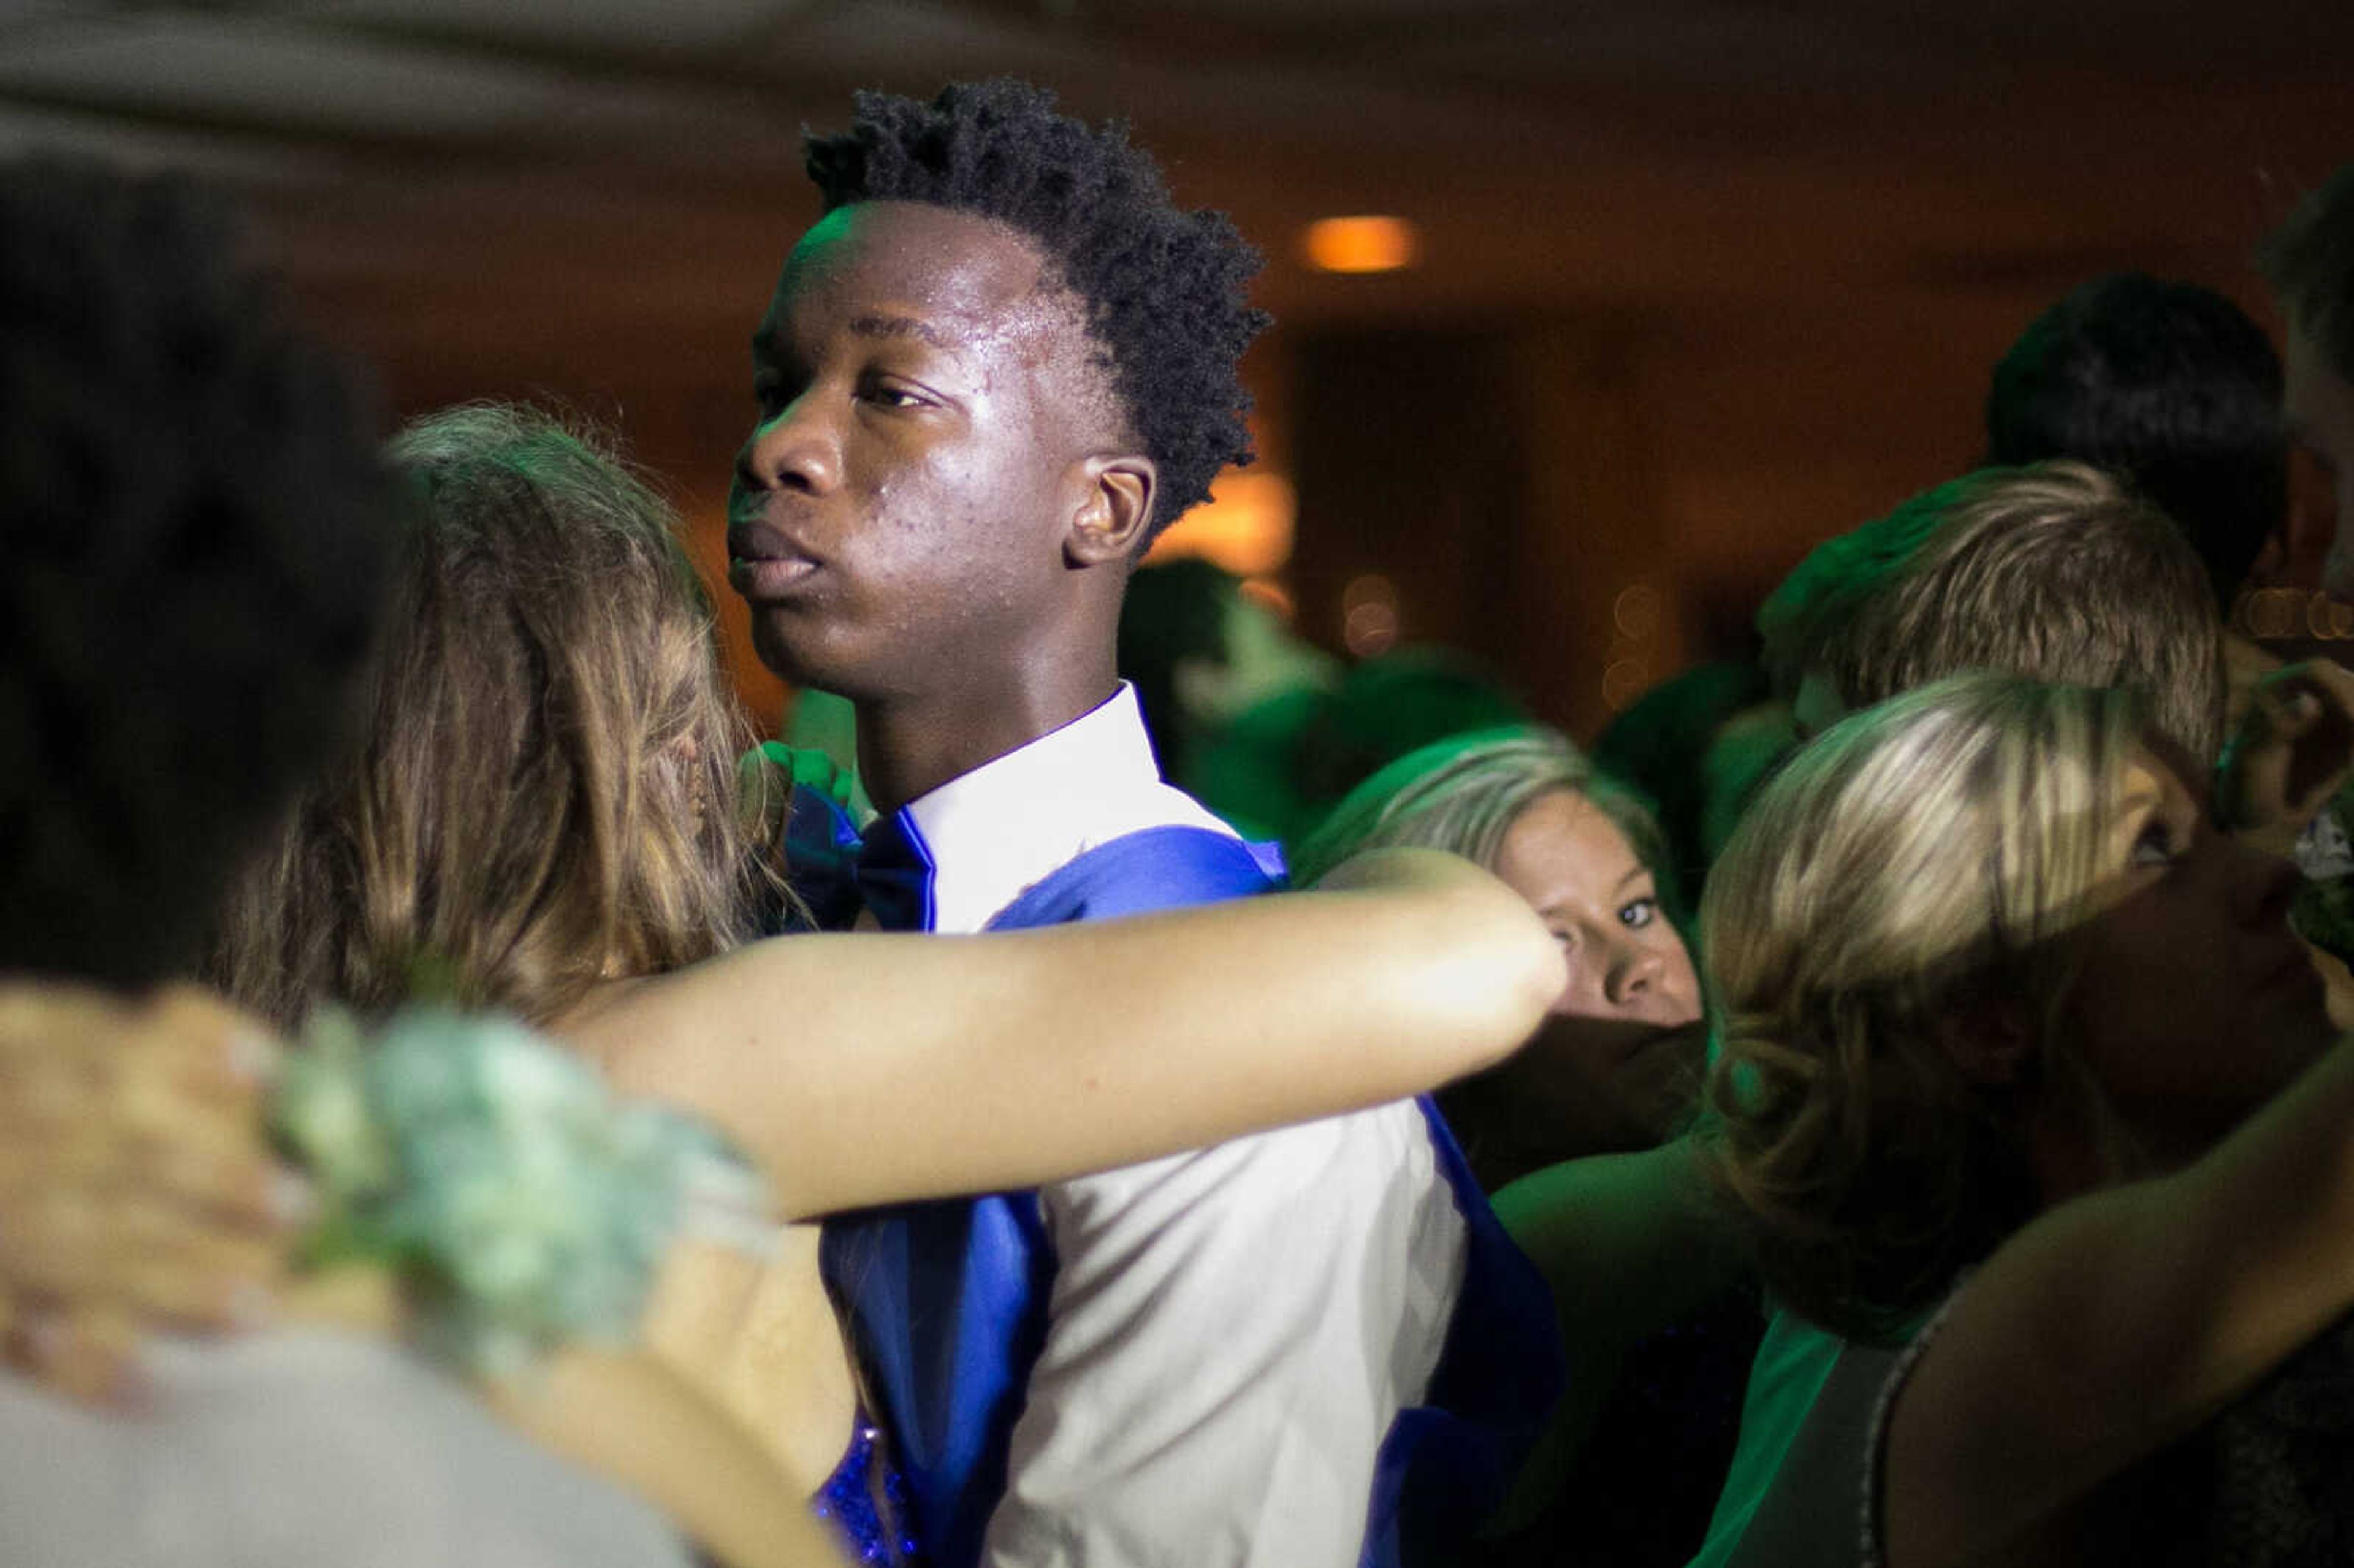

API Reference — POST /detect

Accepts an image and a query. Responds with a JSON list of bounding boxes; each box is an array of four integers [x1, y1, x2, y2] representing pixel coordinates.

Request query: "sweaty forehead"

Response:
[[762, 201, 1084, 359]]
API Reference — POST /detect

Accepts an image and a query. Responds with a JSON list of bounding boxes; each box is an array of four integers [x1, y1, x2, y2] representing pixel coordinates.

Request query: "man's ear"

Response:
[[1064, 454, 1158, 568]]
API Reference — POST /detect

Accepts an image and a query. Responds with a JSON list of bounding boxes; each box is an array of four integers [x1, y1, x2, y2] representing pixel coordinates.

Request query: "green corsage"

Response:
[[273, 1005, 766, 1381]]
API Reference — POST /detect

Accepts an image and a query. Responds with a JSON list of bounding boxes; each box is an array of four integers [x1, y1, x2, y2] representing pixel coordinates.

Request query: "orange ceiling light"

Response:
[[1301, 215, 1419, 274]]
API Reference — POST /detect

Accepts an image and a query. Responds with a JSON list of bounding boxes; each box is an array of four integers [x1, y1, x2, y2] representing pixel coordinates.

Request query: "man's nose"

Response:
[[737, 394, 840, 497]]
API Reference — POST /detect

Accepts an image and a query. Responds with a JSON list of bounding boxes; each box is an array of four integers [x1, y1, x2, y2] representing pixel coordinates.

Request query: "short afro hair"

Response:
[[1986, 273, 2285, 606], [0, 159, 395, 990], [804, 78, 1268, 540]]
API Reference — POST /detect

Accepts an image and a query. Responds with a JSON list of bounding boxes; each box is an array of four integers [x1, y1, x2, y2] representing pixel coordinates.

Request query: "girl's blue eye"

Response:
[[1618, 897, 1658, 929]]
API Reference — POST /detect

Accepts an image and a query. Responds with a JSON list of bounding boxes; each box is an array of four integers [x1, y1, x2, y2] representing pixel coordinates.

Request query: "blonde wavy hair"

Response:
[[210, 403, 768, 1029], [1700, 672, 2145, 1339]]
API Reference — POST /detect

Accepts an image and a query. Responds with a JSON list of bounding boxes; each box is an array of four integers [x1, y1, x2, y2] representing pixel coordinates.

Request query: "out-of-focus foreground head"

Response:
[[0, 158, 393, 988], [1757, 460, 2226, 765], [1986, 272, 2285, 609], [210, 404, 759, 1032]]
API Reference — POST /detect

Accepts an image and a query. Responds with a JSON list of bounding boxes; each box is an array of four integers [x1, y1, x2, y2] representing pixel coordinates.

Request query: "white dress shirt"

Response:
[[896, 686, 1472, 1568]]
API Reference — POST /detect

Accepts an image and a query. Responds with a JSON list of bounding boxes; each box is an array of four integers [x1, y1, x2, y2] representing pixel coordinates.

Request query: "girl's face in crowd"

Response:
[[1488, 790, 1705, 1152], [2063, 743, 2336, 1160]]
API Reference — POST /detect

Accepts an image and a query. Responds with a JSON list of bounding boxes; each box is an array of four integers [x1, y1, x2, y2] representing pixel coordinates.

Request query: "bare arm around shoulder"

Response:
[[1884, 1033, 2354, 1568], [564, 848, 1563, 1220]]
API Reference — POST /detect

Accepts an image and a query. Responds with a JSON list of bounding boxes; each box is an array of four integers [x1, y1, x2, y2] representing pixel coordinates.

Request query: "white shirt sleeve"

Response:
[[980, 1102, 1469, 1568]]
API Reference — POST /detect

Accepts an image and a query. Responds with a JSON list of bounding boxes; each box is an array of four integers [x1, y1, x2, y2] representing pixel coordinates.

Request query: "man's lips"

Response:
[[726, 519, 820, 599]]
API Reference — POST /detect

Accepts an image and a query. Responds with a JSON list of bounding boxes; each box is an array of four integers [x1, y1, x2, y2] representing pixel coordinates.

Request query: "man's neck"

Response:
[[856, 671, 1122, 812]]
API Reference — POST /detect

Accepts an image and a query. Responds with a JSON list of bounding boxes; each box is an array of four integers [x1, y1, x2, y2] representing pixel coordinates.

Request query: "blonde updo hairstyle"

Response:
[[211, 403, 766, 1030], [1701, 672, 2144, 1340]]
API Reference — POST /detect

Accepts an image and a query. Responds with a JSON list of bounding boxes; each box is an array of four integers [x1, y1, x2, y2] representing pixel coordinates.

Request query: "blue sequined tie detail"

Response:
[[812, 1411, 921, 1565]]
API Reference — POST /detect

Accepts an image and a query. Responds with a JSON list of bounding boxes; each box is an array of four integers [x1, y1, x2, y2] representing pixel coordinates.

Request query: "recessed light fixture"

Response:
[[1301, 215, 1418, 275]]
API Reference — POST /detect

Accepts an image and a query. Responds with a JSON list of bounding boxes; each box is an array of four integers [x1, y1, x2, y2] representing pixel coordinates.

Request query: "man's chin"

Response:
[[750, 628, 906, 710], [748, 623, 806, 682], [749, 615, 845, 689]]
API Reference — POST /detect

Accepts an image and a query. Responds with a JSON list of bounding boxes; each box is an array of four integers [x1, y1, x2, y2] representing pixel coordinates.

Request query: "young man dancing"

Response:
[[728, 80, 1557, 1568]]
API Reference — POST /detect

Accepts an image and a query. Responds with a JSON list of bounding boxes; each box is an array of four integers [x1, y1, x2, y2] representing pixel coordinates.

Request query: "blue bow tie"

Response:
[[783, 784, 935, 932]]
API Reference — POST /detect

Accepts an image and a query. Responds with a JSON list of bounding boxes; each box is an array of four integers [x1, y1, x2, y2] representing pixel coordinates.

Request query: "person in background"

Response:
[[1289, 727, 1702, 1187], [1983, 271, 2288, 723], [1290, 728, 1749, 1568], [1285, 645, 1533, 837], [1701, 672, 2354, 1568], [2260, 164, 2354, 601], [1693, 461, 2354, 1567], [2248, 169, 2354, 1000], [1732, 458, 2234, 964], [1757, 460, 2228, 763], [1591, 660, 1779, 914], [1118, 554, 1340, 840], [1119, 556, 1246, 785], [1986, 273, 2287, 611]]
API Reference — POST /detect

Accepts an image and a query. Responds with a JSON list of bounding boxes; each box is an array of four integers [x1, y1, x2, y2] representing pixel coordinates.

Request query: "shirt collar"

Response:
[[899, 683, 1173, 933]]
